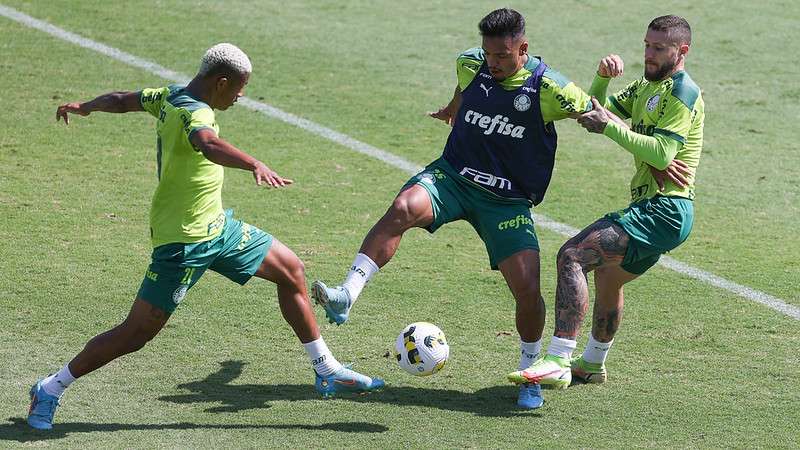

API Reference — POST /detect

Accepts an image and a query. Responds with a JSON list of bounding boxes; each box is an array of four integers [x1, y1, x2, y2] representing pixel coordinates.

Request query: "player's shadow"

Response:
[[0, 417, 387, 443], [159, 360, 537, 418], [158, 360, 317, 413]]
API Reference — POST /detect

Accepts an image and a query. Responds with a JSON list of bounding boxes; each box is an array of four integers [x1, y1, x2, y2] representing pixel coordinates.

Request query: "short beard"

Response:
[[644, 58, 677, 81]]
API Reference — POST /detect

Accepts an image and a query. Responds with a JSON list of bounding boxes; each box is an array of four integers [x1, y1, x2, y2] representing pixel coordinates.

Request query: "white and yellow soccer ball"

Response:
[[395, 322, 449, 376]]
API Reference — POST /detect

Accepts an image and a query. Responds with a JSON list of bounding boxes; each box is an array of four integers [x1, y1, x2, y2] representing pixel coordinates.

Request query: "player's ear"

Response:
[[215, 75, 229, 92], [679, 43, 690, 57], [518, 40, 528, 56]]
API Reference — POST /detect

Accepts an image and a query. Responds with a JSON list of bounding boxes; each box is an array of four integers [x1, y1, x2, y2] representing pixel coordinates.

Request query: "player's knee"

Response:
[[515, 284, 542, 305], [557, 244, 582, 269], [388, 191, 428, 227], [287, 259, 306, 288], [387, 196, 414, 223], [556, 244, 571, 264], [275, 255, 306, 290], [121, 326, 159, 354]]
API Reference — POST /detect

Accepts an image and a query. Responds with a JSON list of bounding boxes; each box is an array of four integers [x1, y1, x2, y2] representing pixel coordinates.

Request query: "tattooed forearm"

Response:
[[592, 308, 622, 342]]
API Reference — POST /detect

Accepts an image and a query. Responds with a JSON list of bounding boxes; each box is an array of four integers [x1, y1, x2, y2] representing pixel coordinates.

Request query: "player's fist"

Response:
[[597, 54, 624, 78], [56, 102, 90, 125]]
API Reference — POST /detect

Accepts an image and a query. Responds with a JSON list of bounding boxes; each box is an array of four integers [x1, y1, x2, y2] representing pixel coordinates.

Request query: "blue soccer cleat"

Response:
[[517, 383, 544, 409], [311, 280, 353, 325], [315, 366, 385, 398], [27, 379, 60, 430]]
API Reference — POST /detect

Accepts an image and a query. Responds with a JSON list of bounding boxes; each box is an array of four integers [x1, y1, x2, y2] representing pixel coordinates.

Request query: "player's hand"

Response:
[[598, 54, 624, 78], [650, 159, 691, 191], [253, 161, 294, 188], [428, 105, 456, 126], [576, 97, 610, 133], [56, 102, 90, 125]]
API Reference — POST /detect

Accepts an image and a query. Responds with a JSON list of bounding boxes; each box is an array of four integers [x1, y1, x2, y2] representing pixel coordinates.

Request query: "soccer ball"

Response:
[[394, 322, 449, 376]]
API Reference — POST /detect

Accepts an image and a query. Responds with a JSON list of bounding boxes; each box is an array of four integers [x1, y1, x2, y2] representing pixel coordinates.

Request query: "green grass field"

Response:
[[1, 0, 799, 447]]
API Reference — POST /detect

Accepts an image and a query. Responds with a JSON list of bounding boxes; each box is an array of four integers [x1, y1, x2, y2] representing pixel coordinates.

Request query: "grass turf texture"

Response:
[[1, 0, 798, 447]]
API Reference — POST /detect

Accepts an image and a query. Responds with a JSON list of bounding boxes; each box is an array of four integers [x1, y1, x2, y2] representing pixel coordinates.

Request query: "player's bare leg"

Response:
[[358, 184, 435, 267], [70, 299, 170, 377], [312, 184, 434, 324], [499, 250, 545, 343], [253, 239, 318, 343], [554, 220, 629, 339], [509, 219, 630, 389], [253, 238, 384, 397], [591, 265, 637, 343], [499, 249, 547, 408], [28, 299, 169, 429], [570, 265, 638, 383]]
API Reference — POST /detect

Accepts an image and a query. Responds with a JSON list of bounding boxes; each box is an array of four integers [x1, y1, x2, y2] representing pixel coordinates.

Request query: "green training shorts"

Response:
[[604, 195, 694, 275], [404, 158, 539, 269], [137, 209, 273, 314]]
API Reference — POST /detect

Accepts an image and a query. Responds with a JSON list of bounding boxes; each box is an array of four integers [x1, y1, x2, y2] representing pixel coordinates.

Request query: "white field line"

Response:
[[2, 4, 798, 321]]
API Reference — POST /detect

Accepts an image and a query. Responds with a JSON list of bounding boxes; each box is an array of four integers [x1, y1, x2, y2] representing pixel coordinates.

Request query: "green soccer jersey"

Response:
[[456, 48, 592, 122], [598, 71, 704, 201], [139, 85, 224, 248]]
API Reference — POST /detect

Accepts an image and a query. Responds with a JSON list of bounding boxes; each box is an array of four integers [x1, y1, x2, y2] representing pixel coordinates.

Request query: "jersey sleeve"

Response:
[[603, 122, 682, 170], [184, 107, 217, 143], [456, 48, 484, 91], [539, 73, 591, 122], [139, 87, 169, 118], [607, 79, 640, 119], [653, 94, 693, 144]]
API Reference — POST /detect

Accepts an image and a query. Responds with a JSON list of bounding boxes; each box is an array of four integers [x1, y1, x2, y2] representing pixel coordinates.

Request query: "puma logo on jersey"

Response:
[[463, 110, 526, 138], [479, 83, 493, 97]]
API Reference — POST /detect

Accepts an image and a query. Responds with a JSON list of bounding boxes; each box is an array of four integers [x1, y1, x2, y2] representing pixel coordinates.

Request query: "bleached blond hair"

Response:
[[198, 43, 252, 77]]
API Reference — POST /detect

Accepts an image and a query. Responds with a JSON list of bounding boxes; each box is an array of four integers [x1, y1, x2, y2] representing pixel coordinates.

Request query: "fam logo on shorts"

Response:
[[646, 94, 660, 112], [173, 285, 188, 305], [513, 94, 531, 112]]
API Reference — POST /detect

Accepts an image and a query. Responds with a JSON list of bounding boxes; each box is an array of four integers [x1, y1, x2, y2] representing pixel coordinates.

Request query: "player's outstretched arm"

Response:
[[577, 98, 680, 170], [190, 129, 293, 188], [56, 91, 143, 125], [428, 86, 462, 126]]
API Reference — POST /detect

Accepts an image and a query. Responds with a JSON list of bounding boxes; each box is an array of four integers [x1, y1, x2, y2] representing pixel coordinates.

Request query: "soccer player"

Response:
[[27, 43, 383, 431], [508, 15, 704, 390], [312, 9, 592, 410]]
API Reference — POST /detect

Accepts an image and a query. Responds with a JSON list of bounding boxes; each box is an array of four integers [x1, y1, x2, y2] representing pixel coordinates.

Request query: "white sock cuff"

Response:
[[519, 338, 542, 370], [582, 334, 614, 364], [354, 253, 379, 273], [303, 337, 331, 355], [547, 336, 577, 359], [587, 334, 613, 350], [342, 253, 380, 300], [41, 364, 76, 397], [520, 339, 542, 355], [60, 364, 76, 383], [303, 337, 342, 376]]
